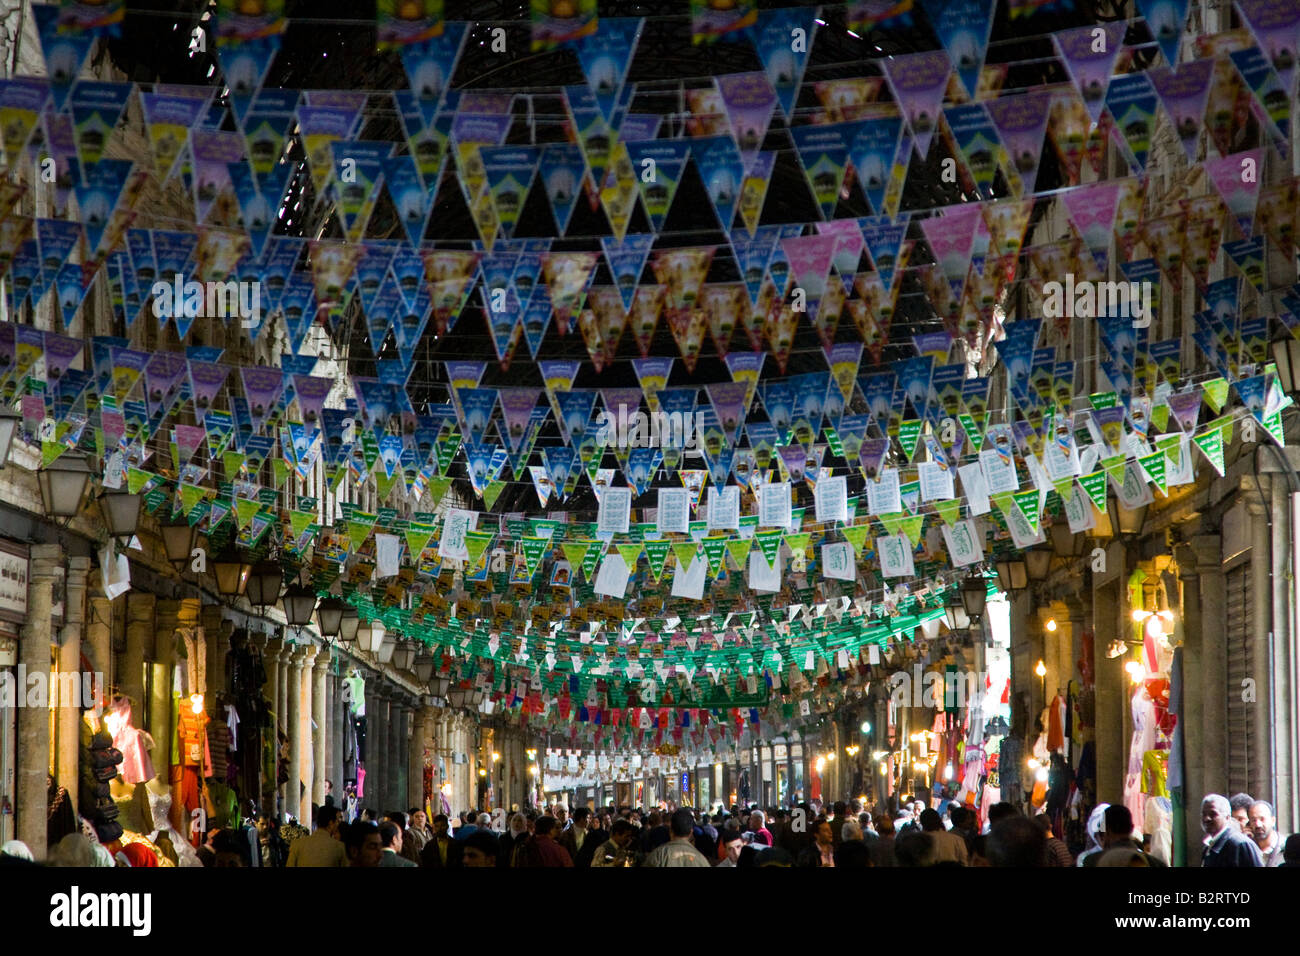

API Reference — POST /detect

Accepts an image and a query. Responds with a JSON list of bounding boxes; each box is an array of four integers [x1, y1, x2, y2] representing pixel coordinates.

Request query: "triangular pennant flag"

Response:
[[672, 540, 701, 571], [702, 536, 729, 578], [1137, 450, 1168, 495], [235, 497, 262, 530], [934, 498, 962, 527], [725, 536, 753, 570], [523, 536, 552, 578], [1012, 489, 1041, 536], [1193, 426, 1226, 477], [898, 514, 926, 547], [616, 542, 643, 572], [464, 529, 495, 568], [755, 529, 783, 568], [1079, 470, 1109, 512], [644, 539, 671, 582]]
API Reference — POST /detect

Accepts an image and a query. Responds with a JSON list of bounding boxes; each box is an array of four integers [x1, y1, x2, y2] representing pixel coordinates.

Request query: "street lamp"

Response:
[[98, 489, 141, 543], [1272, 333, 1300, 396], [995, 557, 1028, 592], [159, 520, 196, 571], [282, 584, 318, 628], [1025, 546, 1053, 582], [960, 574, 988, 620], [212, 551, 250, 597], [1109, 494, 1148, 539], [414, 654, 435, 682], [316, 597, 349, 639], [244, 561, 283, 609], [365, 619, 387, 655], [0, 404, 20, 467], [394, 640, 417, 671], [1050, 520, 1087, 558], [37, 454, 93, 521], [338, 604, 360, 643]]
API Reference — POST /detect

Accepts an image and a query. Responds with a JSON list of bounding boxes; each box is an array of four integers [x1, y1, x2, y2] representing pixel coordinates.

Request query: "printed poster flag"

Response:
[[883, 49, 950, 159], [753, 7, 817, 122], [1052, 22, 1128, 125], [921, 0, 995, 101]]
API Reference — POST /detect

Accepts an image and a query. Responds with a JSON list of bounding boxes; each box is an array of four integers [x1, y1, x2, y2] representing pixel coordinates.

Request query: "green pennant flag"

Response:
[[1100, 454, 1127, 486], [128, 466, 154, 495], [169, 439, 180, 474], [726, 536, 753, 570], [483, 478, 507, 510], [1151, 402, 1170, 433], [348, 512, 376, 549], [581, 540, 602, 579], [898, 514, 926, 546], [672, 540, 700, 571], [701, 536, 728, 577], [289, 509, 315, 540], [1012, 488, 1041, 536], [958, 413, 984, 452], [464, 529, 495, 568], [784, 532, 810, 560], [1051, 477, 1075, 500], [235, 497, 262, 530], [754, 530, 783, 568], [616, 542, 643, 572], [185, 498, 210, 527], [207, 499, 231, 532], [899, 480, 921, 513], [1089, 391, 1119, 410], [1264, 412, 1285, 447], [406, 521, 437, 559], [1202, 378, 1229, 413], [644, 539, 671, 582], [144, 486, 170, 515], [40, 440, 64, 467], [825, 427, 844, 458], [426, 476, 453, 510], [561, 541, 593, 577], [1193, 427, 1225, 476], [531, 519, 563, 539], [523, 536, 552, 578], [223, 451, 245, 479], [897, 420, 922, 461], [991, 492, 1015, 520], [877, 512, 905, 536], [435, 434, 460, 475], [179, 481, 207, 520], [271, 458, 290, 490], [1079, 470, 1108, 511], [842, 523, 872, 553], [1137, 450, 1167, 495]]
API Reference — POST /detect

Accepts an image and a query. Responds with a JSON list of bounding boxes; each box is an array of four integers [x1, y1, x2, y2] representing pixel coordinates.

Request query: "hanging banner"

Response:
[[753, 7, 818, 122], [1052, 22, 1128, 125], [1149, 59, 1215, 163], [790, 122, 854, 220], [693, 135, 746, 232], [920, 0, 994, 101]]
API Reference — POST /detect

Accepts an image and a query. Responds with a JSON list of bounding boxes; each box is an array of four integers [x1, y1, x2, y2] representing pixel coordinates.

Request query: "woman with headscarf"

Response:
[[0, 840, 35, 865], [1075, 803, 1110, 867]]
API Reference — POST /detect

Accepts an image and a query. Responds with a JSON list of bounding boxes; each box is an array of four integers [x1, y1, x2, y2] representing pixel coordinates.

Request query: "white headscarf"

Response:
[[0, 840, 33, 861], [1084, 803, 1111, 854]]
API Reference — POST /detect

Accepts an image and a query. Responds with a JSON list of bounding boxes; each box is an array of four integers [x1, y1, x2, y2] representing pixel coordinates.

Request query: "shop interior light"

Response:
[[860, 721, 871, 734], [98, 489, 142, 542], [1125, 660, 1147, 683], [1106, 639, 1129, 659], [0, 404, 20, 467], [37, 454, 94, 520], [1045, 617, 1058, 632], [1131, 608, 1152, 622], [1034, 660, 1047, 678]]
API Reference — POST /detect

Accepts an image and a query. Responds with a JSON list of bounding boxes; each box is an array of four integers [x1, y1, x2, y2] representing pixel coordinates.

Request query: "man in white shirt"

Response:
[[716, 832, 745, 867], [1249, 800, 1285, 866]]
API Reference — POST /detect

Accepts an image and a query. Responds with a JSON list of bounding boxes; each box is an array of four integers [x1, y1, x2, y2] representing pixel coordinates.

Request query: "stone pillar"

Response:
[[83, 569, 112, 684], [331, 669, 345, 791], [259, 636, 282, 814], [54, 556, 90, 803], [1247, 487, 1273, 802], [371, 685, 388, 813], [409, 707, 427, 811], [277, 642, 293, 815], [199, 603, 227, 703], [296, 644, 318, 823], [17, 545, 60, 858], [394, 700, 410, 813], [1175, 542, 1205, 865], [153, 600, 181, 786], [122, 593, 155, 733], [285, 646, 304, 822], [1194, 534, 1228, 792], [312, 649, 328, 810], [324, 665, 336, 797], [1092, 567, 1125, 805]]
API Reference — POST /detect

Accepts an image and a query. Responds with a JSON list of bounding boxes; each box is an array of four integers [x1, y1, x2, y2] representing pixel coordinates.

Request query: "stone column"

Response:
[[296, 644, 319, 823], [17, 545, 60, 858], [409, 707, 428, 811], [54, 556, 90, 802], [259, 636, 282, 814], [1092, 570, 1125, 805], [324, 665, 337, 796], [285, 646, 304, 822], [1194, 534, 1228, 792], [122, 593, 155, 733], [394, 700, 410, 813], [277, 642, 293, 815], [370, 685, 388, 812], [83, 569, 112, 684], [312, 649, 328, 810], [200, 603, 227, 703], [1247, 486, 1273, 802], [1175, 542, 1205, 866]]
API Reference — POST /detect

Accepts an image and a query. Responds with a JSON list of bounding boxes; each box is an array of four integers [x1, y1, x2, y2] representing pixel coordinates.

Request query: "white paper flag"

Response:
[[758, 480, 792, 527], [438, 508, 476, 560], [375, 533, 401, 578], [671, 555, 707, 599], [594, 552, 631, 597], [598, 486, 632, 534], [657, 487, 689, 533], [748, 549, 781, 592], [821, 541, 856, 580], [941, 518, 984, 567], [867, 467, 902, 515], [918, 460, 955, 502], [707, 485, 741, 530], [814, 474, 848, 523], [958, 462, 991, 516], [876, 533, 916, 578], [979, 448, 1019, 494]]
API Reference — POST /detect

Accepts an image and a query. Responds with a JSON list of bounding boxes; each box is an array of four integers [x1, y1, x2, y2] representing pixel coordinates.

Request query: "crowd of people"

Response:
[[5, 785, 1299, 868]]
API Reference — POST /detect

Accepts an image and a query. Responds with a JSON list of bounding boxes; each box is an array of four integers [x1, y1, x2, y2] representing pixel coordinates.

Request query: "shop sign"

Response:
[[0, 541, 29, 625]]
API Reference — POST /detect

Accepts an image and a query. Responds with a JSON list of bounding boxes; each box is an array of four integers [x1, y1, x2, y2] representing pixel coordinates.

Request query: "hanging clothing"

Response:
[[1046, 694, 1066, 753], [177, 707, 209, 768], [225, 704, 241, 752], [344, 673, 366, 717], [103, 698, 155, 785], [206, 719, 230, 781]]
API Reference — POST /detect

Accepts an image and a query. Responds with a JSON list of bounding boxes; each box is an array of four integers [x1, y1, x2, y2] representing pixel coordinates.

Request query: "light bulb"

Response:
[[1034, 660, 1046, 678], [1045, 618, 1057, 632]]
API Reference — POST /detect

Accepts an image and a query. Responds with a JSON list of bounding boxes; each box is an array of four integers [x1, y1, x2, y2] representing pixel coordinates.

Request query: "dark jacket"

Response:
[[420, 834, 462, 868], [1202, 828, 1264, 867], [517, 833, 573, 867], [558, 826, 604, 867]]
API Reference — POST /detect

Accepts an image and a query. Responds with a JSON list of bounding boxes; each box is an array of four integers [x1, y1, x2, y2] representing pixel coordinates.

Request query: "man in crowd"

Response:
[[643, 809, 712, 867], [716, 830, 745, 867], [406, 808, 431, 854], [1248, 800, 1285, 866], [344, 821, 383, 868], [420, 813, 461, 868], [558, 806, 598, 866], [286, 805, 347, 867], [378, 821, 417, 867], [518, 816, 573, 867], [1202, 794, 1264, 867], [591, 819, 641, 867], [921, 808, 968, 865], [461, 830, 500, 867], [1229, 793, 1254, 833]]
